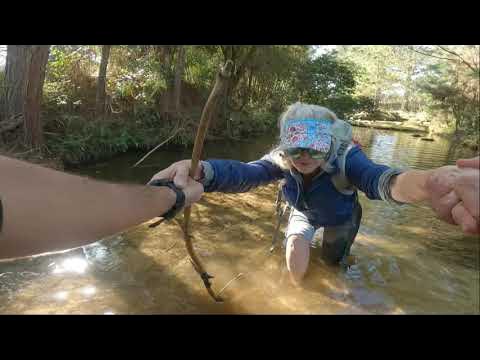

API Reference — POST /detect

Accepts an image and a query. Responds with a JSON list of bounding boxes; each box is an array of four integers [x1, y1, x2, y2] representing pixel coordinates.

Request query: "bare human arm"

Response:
[[0, 155, 203, 260], [451, 157, 480, 234], [391, 157, 479, 234], [390, 169, 437, 204]]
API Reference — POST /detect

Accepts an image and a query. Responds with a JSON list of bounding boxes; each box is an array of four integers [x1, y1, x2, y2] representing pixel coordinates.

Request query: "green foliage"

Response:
[[294, 52, 375, 118], [300, 53, 357, 99], [335, 45, 479, 140], [226, 109, 278, 138], [336, 45, 427, 110], [415, 46, 479, 135], [10, 44, 476, 165], [43, 113, 185, 165], [240, 46, 310, 111], [43, 46, 99, 116], [184, 46, 221, 90]]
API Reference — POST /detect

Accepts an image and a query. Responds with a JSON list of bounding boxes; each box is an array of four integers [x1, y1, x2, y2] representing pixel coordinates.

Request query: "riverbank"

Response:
[[348, 110, 478, 152], [0, 108, 278, 169], [348, 119, 427, 133], [1, 111, 476, 171], [0, 143, 64, 170]]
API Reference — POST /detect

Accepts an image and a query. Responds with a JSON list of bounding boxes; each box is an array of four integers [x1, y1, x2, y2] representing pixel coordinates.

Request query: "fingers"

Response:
[[454, 170, 480, 219], [150, 160, 198, 189], [149, 166, 175, 184], [183, 177, 204, 206], [430, 190, 461, 225], [457, 156, 480, 169], [193, 162, 203, 180], [173, 163, 189, 189], [452, 202, 480, 235], [425, 165, 460, 196]]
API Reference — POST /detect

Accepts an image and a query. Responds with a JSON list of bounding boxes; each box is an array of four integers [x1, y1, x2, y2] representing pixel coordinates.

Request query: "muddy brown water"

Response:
[[1, 127, 478, 314]]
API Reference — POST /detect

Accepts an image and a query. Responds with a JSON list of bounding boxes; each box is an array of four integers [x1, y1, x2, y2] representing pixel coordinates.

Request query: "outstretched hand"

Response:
[[181, 176, 204, 207], [452, 157, 480, 234], [425, 165, 462, 225], [457, 156, 480, 169], [150, 159, 204, 206], [425, 156, 479, 234], [150, 159, 203, 189]]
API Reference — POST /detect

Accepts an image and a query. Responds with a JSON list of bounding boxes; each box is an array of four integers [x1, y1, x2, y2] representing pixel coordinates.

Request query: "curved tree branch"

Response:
[[408, 46, 457, 62], [436, 45, 478, 73], [183, 60, 235, 302], [408, 46, 478, 73]]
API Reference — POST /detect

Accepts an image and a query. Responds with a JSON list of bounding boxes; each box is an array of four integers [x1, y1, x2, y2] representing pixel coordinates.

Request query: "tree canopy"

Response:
[[0, 45, 478, 164]]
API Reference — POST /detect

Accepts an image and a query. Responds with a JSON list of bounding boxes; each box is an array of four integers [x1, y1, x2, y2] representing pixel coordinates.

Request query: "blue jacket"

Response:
[[203, 145, 394, 227]]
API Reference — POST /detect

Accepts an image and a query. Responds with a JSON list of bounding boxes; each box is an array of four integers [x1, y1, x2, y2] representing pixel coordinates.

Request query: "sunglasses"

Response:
[[285, 147, 329, 160]]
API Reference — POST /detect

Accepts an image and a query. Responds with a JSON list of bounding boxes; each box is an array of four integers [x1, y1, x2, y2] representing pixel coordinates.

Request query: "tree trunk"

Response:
[[155, 46, 177, 114], [95, 45, 111, 118], [173, 45, 186, 112], [224, 83, 231, 137], [2, 45, 28, 122], [402, 92, 410, 112], [24, 45, 50, 148], [221, 46, 256, 132]]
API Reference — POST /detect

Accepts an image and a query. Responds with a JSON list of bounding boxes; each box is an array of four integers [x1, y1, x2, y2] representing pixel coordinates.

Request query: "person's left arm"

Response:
[[345, 147, 450, 205], [345, 147, 406, 204]]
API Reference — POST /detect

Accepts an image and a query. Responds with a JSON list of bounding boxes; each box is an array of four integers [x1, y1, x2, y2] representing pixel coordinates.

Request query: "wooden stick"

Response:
[[132, 126, 182, 168], [164, 241, 177, 252], [183, 60, 234, 302], [217, 273, 245, 297]]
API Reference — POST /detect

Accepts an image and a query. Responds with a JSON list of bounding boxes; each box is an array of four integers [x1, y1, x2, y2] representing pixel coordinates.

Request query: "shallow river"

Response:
[[0, 127, 478, 314]]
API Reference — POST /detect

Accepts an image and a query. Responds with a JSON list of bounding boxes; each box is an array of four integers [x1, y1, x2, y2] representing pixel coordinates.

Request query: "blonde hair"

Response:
[[270, 102, 338, 171]]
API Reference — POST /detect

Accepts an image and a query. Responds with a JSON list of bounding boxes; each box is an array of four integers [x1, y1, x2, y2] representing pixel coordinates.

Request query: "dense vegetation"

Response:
[[0, 45, 478, 166]]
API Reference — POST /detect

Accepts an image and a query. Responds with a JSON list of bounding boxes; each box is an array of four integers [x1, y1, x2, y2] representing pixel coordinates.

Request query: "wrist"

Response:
[[197, 161, 205, 181], [199, 160, 214, 187], [420, 169, 435, 198], [378, 167, 407, 205], [159, 187, 177, 208], [148, 179, 186, 220], [393, 169, 431, 203]]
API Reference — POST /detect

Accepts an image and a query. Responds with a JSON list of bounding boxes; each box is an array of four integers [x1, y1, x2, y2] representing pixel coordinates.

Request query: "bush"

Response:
[[318, 95, 376, 119], [352, 96, 376, 114], [225, 109, 279, 138], [43, 113, 185, 165]]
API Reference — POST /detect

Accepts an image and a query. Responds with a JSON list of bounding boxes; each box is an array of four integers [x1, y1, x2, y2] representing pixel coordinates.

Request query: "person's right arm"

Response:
[[151, 156, 284, 193]]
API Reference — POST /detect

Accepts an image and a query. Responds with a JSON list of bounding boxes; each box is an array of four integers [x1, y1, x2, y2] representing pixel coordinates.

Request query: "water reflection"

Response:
[[369, 133, 397, 164], [53, 291, 69, 301], [52, 257, 89, 275], [80, 286, 96, 296]]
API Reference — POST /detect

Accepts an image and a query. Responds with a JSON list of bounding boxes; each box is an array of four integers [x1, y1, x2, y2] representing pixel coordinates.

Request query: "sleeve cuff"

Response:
[[200, 160, 214, 188], [378, 168, 408, 206]]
